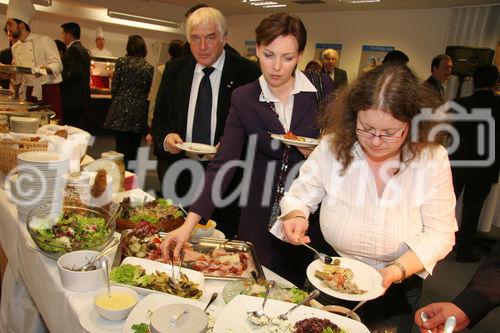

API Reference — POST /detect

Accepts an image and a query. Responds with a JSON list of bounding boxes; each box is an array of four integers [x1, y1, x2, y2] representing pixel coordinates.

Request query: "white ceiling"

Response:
[[56, 0, 500, 17]]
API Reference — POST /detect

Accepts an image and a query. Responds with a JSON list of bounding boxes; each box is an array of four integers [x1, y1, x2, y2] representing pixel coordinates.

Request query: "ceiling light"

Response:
[[251, 1, 278, 6], [263, 4, 287, 7], [33, 0, 51, 6], [107, 10, 180, 28]]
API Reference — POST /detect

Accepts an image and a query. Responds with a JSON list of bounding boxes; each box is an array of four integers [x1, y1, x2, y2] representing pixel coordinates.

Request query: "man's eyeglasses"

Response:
[[356, 125, 407, 143]]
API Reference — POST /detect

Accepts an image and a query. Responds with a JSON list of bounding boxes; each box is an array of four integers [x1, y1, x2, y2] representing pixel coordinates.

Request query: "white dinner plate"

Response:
[[306, 258, 385, 302], [213, 294, 370, 332], [79, 302, 124, 333], [270, 133, 319, 148], [113, 257, 205, 296], [175, 142, 217, 154], [122, 293, 214, 333]]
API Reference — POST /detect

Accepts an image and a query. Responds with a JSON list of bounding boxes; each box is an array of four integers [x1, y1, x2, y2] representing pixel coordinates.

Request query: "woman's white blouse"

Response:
[[270, 137, 458, 277]]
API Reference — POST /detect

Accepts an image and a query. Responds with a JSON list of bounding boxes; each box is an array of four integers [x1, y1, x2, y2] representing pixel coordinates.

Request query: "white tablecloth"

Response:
[[0, 187, 289, 333]]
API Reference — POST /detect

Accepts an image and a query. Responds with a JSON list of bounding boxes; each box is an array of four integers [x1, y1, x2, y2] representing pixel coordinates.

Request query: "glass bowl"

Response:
[[26, 204, 115, 259]]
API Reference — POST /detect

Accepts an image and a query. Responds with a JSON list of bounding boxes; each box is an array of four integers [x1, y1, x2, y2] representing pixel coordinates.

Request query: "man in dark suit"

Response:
[[449, 65, 499, 263], [60, 22, 90, 128], [424, 54, 452, 102], [151, 7, 260, 237], [320, 48, 348, 90], [415, 240, 500, 331]]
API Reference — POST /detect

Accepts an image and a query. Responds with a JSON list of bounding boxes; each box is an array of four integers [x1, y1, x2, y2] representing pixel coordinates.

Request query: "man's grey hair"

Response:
[[320, 48, 339, 60], [186, 7, 227, 40]]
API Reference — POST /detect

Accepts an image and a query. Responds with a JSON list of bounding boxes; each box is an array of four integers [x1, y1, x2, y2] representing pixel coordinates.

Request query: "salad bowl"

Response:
[[27, 204, 115, 259]]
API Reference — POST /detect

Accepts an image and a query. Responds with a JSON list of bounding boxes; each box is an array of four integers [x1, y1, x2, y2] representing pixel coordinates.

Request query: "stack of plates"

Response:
[[10, 116, 39, 133], [12, 152, 69, 222]]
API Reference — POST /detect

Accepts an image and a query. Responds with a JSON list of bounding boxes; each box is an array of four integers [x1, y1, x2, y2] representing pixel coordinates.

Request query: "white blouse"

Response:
[[270, 136, 458, 277]]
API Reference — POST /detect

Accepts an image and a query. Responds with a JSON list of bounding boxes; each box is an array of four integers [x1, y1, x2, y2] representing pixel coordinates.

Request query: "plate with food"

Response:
[[306, 258, 385, 302], [222, 279, 308, 304], [213, 294, 369, 333], [175, 142, 217, 154], [110, 257, 204, 299], [270, 132, 319, 148], [123, 293, 219, 333]]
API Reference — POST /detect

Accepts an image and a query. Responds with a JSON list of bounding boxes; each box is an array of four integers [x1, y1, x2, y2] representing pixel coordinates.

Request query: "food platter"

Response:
[[270, 133, 319, 148], [306, 258, 385, 302], [213, 295, 370, 333], [222, 279, 308, 304], [111, 256, 204, 299]]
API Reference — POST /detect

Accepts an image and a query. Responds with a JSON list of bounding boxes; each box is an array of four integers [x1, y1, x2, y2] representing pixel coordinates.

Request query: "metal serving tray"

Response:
[[185, 237, 266, 281], [0, 65, 33, 75]]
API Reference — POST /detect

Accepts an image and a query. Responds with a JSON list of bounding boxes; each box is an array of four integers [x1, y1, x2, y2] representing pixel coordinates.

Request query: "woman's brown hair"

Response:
[[255, 13, 306, 52], [322, 65, 445, 173], [126, 35, 147, 58]]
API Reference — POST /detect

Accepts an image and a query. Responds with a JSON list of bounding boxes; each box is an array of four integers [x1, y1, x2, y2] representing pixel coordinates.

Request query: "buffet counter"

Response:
[[0, 187, 288, 333]]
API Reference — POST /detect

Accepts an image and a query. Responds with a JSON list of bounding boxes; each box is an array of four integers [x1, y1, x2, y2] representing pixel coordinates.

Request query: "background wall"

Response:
[[0, 7, 453, 81], [226, 8, 453, 82]]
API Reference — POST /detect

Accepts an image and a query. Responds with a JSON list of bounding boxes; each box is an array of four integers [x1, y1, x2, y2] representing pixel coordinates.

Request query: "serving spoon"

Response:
[[247, 280, 275, 325], [301, 243, 334, 264], [101, 258, 112, 298], [277, 289, 320, 320]]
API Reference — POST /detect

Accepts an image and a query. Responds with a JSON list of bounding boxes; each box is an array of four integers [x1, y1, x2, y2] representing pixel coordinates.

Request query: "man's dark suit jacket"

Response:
[[151, 51, 260, 160], [61, 41, 91, 119], [453, 240, 500, 327], [449, 90, 499, 184], [424, 75, 444, 101], [323, 67, 347, 91]]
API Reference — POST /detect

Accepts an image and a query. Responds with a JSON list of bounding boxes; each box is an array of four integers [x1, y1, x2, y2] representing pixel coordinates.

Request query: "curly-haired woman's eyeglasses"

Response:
[[356, 124, 407, 143]]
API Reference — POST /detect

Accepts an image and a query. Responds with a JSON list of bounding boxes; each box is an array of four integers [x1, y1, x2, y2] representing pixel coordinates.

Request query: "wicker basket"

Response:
[[0, 139, 49, 172]]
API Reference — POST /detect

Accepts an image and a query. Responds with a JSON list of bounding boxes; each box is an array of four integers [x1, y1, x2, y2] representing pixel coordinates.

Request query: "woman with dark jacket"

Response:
[[104, 35, 153, 167], [161, 13, 333, 285]]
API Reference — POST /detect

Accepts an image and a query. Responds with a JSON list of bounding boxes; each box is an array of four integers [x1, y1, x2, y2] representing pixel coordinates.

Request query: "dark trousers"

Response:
[[63, 107, 84, 128], [453, 180, 492, 256], [114, 131, 142, 169]]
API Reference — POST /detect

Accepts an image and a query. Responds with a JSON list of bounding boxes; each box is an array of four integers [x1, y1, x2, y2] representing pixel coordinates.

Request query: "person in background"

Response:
[[104, 35, 153, 168], [320, 48, 348, 90], [274, 65, 457, 331], [304, 59, 322, 72], [151, 7, 260, 238], [60, 22, 90, 128], [54, 39, 66, 58], [382, 49, 409, 66], [449, 64, 500, 263], [147, 39, 185, 145], [425, 54, 453, 101], [6, 0, 63, 120], [90, 27, 114, 58], [0, 25, 15, 89], [161, 13, 333, 286], [415, 240, 500, 332]]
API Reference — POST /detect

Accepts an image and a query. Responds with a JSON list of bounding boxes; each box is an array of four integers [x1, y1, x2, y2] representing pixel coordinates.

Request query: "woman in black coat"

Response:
[[104, 35, 154, 167]]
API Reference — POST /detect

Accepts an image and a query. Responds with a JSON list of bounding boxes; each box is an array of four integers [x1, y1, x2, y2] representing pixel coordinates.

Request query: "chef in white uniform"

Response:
[[89, 27, 114, 89], [6, 0, 63, 120]]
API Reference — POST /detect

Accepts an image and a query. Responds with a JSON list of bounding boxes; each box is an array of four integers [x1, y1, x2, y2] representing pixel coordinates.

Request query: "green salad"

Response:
[[31, 213, 110, 253]]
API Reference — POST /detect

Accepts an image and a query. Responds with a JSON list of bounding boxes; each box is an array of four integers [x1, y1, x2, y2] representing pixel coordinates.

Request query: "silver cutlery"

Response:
[[345, 300, 366, 318], [176, 249, 185, 280], [247, 280, 275, 325], [301, 243, 334, 264], [203, 292, 218, 313], [444, 316, 457, 333], [277, 289, 320, 320], [419, 311, 433, 333], [101, 258, 112, 298]]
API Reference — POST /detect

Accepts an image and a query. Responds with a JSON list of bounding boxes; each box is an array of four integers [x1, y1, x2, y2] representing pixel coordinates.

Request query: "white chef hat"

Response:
[[96, 27, 105, 38], [6, 0, 36, 26]]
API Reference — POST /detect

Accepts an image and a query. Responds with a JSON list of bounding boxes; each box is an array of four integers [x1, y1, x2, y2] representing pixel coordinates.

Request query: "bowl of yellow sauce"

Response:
[[94, 286, 138, 321]]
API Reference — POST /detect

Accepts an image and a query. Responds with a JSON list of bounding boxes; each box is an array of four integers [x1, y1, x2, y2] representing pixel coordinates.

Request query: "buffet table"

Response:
[[0, 186, 289, 333]]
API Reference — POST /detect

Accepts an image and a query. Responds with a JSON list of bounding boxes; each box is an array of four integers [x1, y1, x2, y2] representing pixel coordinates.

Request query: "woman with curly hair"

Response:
[[273, 64, 457, 332]]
